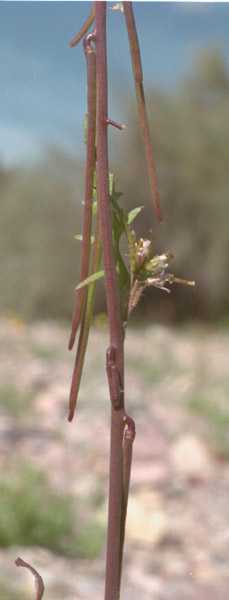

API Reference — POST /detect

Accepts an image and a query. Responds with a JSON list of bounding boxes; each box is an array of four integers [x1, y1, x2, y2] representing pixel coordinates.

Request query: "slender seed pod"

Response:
[[123, 2, 162, 223], [68, 36, 96, 351]]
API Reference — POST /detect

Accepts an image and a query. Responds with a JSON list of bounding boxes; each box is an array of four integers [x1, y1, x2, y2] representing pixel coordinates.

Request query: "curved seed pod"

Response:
[[69, 3, 95, 48]]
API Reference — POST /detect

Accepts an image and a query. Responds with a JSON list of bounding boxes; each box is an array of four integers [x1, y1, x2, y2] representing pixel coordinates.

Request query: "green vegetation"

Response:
[[188, 388, 229, 457], [27, 340, 59, 360], [0, 154, 84, 321], [126, 356, 162, 385], [114, 48, 229, 322], [0, 464, 104, 559], [0, 585, 25, 600], [0, 382, 31, 419]]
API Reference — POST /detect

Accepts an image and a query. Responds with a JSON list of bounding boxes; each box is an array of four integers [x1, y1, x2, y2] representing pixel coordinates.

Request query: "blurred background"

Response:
[[1, 2, 229, 600], [1, 1, 229, 324]]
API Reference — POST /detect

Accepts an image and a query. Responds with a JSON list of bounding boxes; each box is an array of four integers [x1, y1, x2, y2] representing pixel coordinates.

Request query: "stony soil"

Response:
[[0, 317, 229, 599]]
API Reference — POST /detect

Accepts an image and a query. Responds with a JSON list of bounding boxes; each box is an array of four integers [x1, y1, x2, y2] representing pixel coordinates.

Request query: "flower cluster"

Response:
[[127, 233, 195, 318]]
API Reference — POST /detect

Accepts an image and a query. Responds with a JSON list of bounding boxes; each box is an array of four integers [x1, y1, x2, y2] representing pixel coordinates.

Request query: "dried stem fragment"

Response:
[[15, 557, 45, 600]]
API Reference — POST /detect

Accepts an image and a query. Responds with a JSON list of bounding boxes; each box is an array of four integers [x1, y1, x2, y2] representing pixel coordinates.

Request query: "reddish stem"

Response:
[[94, 4, 126, 600], [106, 118, 126, 130]]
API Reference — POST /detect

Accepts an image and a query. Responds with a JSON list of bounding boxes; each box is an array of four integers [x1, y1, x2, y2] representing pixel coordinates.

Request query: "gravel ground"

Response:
[[0, 317, 229, 599]]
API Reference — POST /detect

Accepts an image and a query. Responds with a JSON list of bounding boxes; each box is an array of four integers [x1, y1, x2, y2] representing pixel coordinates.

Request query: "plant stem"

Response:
[[94, 4, 126, 599], [69, 38, 96, 351], [123, 1, 162, 223], [95, 5, 124, 357]]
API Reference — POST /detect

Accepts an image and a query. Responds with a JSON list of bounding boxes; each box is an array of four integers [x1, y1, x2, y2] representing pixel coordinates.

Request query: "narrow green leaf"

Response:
[[92, 200, 98, 214], [109, 172, 114, 195], [75, 270, 104, 291], [74, 235, 95, 244], [109, 172, 123, 201], [127, 206, 143, 224]]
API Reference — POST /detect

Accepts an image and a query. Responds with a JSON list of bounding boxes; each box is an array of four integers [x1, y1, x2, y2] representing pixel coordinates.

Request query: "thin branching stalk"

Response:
[[68, 37, 96, 351], [123, 1, 162, 223]]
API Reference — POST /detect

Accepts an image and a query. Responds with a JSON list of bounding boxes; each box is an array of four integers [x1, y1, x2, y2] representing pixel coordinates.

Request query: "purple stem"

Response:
[[94, 4, 126, 600], [106, 118, 126, 131]]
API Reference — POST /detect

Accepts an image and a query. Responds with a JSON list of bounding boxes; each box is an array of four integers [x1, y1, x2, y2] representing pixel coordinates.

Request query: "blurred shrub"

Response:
[[0, 586, 24, 600], [188, 389, 229, 458], [0, 150, 85, 320], [1, 48, 228, 322], [0, 381, 31, 418], [0, 464, 104, 559], [112, 47, 229, 322]]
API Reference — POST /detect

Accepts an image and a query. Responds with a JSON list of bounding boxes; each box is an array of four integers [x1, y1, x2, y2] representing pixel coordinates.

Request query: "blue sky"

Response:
[[1, 1, 229, 167]]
